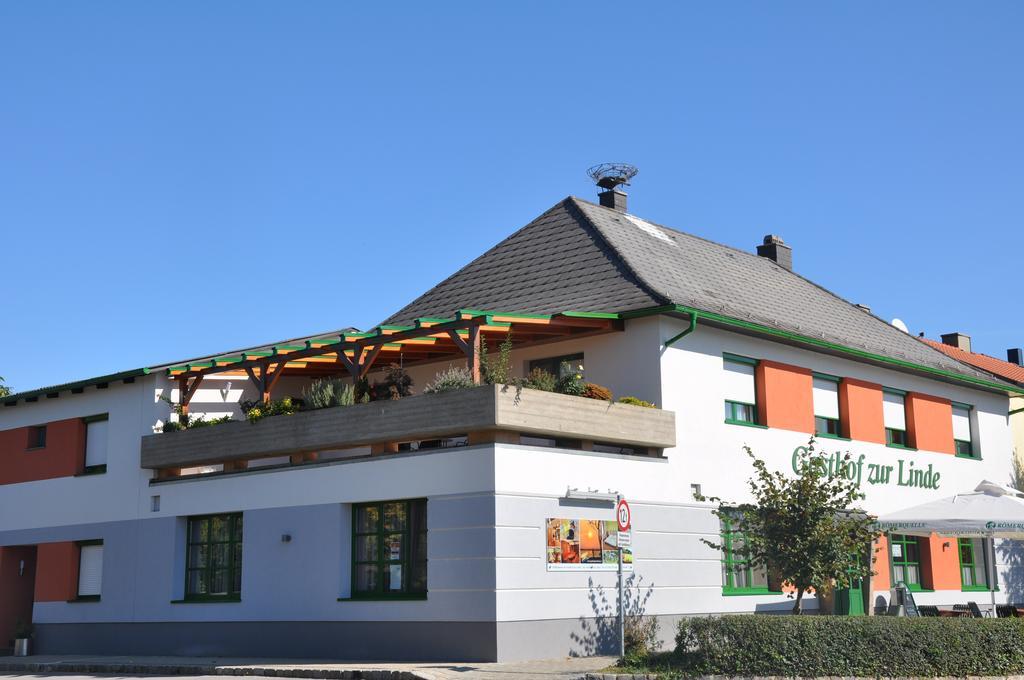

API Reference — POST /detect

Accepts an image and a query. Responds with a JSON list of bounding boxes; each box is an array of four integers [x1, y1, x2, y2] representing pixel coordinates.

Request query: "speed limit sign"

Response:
[[616, 498, 631, 531]]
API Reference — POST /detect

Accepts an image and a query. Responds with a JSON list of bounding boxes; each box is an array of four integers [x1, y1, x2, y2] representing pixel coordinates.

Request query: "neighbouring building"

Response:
[[920, 334, 1024, 472], [1, 182, 1022, 661]]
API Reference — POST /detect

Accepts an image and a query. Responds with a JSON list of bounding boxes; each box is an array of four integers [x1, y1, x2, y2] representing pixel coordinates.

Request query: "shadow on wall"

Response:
[[1001, 461, 1024, 603], [570, 574, 654, 657]]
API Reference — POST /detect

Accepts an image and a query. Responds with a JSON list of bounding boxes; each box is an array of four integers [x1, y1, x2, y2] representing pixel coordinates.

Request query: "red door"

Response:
[[0, 546, 37, 650]]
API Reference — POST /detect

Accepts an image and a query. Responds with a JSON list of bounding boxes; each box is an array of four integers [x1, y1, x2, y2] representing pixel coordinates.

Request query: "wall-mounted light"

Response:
[[18, 560, 24, 577]]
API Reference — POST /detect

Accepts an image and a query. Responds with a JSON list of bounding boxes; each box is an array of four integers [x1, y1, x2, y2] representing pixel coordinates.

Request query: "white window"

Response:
[[84, 416, 109, 470], [953, 404, 975, 457], [883, 391, 908, 447], [723, 357, 757, 424], [77, 544, 103, 597], [813, 376, 841, 436]]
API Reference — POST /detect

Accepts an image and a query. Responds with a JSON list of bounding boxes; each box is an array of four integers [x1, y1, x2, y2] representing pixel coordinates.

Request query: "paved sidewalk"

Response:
[[0, 654, 618, 680]]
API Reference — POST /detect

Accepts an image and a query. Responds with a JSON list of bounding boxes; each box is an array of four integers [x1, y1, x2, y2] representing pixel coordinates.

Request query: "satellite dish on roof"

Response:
[[891, 318, 910, 334]]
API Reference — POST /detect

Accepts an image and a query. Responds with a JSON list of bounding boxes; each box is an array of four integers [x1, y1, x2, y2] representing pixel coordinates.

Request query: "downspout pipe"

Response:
[[664, 312, 698, 348]]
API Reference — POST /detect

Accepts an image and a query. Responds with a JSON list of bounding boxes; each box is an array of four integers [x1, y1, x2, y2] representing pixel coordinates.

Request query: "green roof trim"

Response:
[[624, 304, 1024, 396], [1, 368, 152, 406], [559, 311, 622, 319]]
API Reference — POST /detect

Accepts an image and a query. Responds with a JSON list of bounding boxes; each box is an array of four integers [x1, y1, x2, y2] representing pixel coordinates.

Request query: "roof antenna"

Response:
[[587, 163, 637, 213]]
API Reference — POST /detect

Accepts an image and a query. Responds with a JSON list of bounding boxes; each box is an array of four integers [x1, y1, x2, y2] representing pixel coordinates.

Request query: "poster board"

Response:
[[545, 517, 634, 571]]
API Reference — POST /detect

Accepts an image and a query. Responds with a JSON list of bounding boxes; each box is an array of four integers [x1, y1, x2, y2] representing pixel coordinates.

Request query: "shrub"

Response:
[[582, 382, 612, 401], [424, 365, 475, 394], [303, 378, 355, 409], [481, 333, 514, 386], [523, 367, 557, 392], [618, 396, 656, 408], [13, 621, 33, 639], [555, 360, 585, 396], [161, 413, 231, 432], [371, 364, 413, 400], [242, 397, 298, 424], [674, 615, 1024, 677], [623, 615, 661, 666]]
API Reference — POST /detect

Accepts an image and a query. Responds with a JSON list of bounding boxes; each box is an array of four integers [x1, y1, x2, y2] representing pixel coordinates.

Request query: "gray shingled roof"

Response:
[[384, 196, 1005, 387]]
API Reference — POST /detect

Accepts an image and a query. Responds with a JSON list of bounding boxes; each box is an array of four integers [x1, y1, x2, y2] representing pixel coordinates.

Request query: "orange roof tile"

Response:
[[921, 338, 1024, 385]]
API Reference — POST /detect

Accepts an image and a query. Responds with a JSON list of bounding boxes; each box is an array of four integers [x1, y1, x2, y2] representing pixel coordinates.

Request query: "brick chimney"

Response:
[[941, 332, 972, 353], [756, 235, 793, 270]]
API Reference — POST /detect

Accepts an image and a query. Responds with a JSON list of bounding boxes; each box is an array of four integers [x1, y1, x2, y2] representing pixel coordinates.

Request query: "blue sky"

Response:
[[2, 2, 1022, 392]]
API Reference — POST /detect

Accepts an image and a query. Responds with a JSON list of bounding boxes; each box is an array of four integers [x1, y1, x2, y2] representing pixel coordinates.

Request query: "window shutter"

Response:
[[812, 378, 840, 419], [952, 405, 971, 441], [723, 360, 756, 404], [78, 545, 103, 597], [883, 392, 906, 430], [85, 420, 108, 467]]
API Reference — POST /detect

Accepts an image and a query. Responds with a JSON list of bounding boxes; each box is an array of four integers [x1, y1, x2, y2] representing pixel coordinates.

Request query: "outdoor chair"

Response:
[[996, 605, 1017, 618], [968, 601, 987, 618], [918, 605, 940, 617]]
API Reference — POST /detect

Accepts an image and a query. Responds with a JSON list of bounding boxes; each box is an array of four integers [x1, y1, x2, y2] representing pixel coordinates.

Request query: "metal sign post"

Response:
[[615, 497, 631, 659]]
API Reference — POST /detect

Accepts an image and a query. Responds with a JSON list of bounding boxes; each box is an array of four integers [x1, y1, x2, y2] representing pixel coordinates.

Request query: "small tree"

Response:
[[701, 439, 879, 614], [0, 375, 10, 398]]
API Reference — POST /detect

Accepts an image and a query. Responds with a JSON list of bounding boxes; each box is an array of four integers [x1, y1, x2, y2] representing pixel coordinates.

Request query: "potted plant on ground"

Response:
[[13, 620, 33, 656]]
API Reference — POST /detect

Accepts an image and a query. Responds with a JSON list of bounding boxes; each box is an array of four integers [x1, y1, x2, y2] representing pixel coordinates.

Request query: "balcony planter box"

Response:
[[141, 384, 676, 471]]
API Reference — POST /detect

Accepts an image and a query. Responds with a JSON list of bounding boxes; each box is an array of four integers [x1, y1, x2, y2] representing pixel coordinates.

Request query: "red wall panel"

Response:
[[0, 418, 85, 485]]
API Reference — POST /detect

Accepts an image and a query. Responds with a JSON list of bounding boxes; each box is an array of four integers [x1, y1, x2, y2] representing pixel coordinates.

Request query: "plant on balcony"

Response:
[[302, 378, 355, 409], [480, 332, 514, 385], [159, 396, 233, 432], [371, 363, 413, 400], [555, 360, 585, 396], [582, 382, 613, 401], [618, 396, 656, 408], [523, 367, 556, 392], [424, 365, 475, 394], [241, 397, 298, 424]]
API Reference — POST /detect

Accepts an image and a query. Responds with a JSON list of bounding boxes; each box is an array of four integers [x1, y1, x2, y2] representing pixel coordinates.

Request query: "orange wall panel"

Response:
[[756, 360, 814, 434], [839, 378, 886, 444], [0, 418, 85, 485], [906, 393, 955, 454], [871, 535, 891, 593], [920, 534, 961, 591], [34, 542, 78, 603]]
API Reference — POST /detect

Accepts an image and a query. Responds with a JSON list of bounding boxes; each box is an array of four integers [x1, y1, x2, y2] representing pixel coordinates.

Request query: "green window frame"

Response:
[[723, 354, 761, 427], [352, 499, 427, 599], [890, 534, 923, 591], [953, 403, 978, 459], [812, 373, 844, 439], [720, 520, 775, 595], [886, 428, 910, 448], [185, 513, 243, 601], [958, 537, 991, 591]]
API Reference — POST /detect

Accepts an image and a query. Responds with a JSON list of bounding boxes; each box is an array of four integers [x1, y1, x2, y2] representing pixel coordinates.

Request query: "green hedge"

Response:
[[674, 615, 1024, 677]]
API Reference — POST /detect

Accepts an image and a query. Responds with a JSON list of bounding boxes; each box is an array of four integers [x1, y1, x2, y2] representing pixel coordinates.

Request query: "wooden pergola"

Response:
[[166, 309, 622, 415]]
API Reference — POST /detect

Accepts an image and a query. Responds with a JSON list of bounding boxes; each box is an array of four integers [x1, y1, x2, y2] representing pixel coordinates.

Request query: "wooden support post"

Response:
[[371, 442, 399, 456], [264, 362, 287, 401], [448, 326, 482, 384], [178, 375, 204, 419], [467, 325, 482, 384]]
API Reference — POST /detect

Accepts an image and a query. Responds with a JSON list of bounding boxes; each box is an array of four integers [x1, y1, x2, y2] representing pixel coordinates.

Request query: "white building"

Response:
[[1, 189, 1020, 661]]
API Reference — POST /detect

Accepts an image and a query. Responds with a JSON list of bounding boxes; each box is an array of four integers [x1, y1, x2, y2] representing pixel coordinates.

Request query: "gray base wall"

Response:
[[36, 621, 498, 662]]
